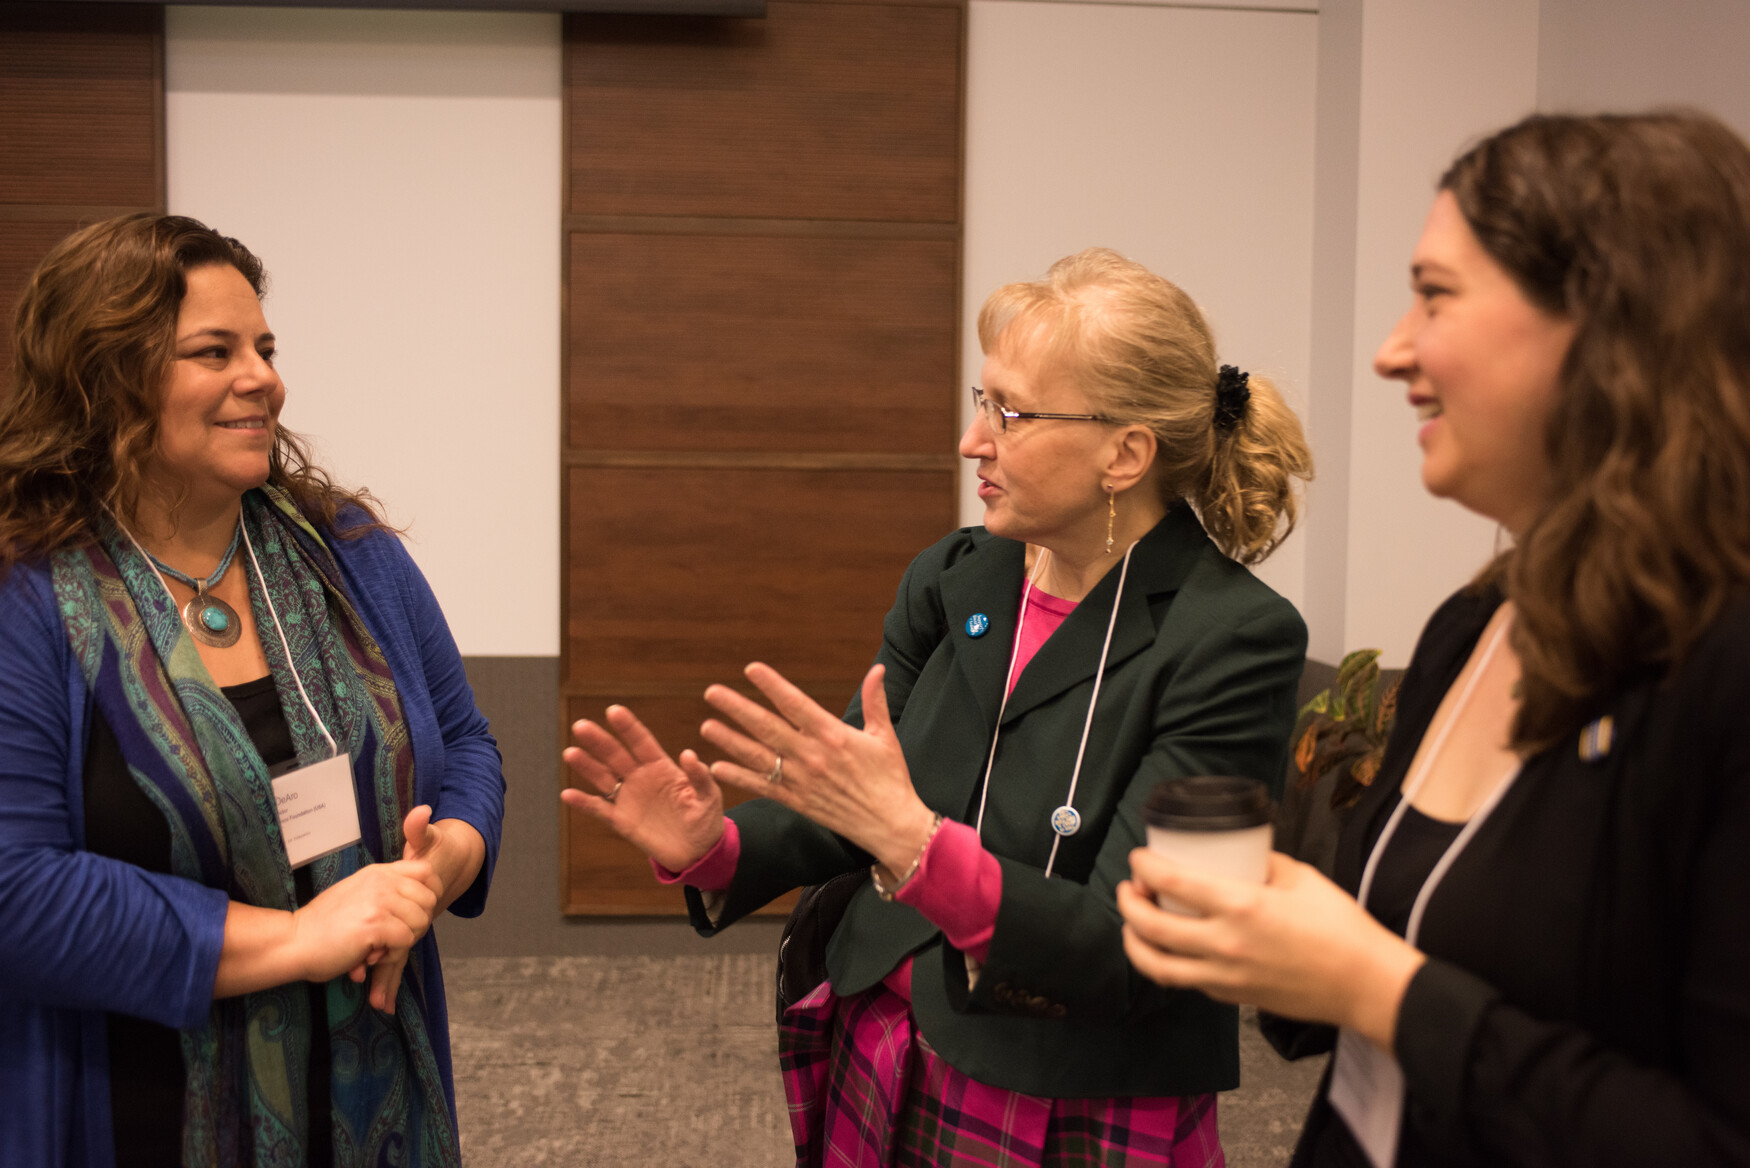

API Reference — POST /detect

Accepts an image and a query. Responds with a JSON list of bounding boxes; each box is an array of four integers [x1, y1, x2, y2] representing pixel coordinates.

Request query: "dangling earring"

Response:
[[1105, 484, 1116, 555]]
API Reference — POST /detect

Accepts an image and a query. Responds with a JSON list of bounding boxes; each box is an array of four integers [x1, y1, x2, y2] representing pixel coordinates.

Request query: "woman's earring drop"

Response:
[[1105, 485, 1116, 555]]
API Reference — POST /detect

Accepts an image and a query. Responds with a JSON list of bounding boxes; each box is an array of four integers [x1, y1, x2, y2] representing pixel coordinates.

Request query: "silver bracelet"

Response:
[[871, 812, 945, 901]]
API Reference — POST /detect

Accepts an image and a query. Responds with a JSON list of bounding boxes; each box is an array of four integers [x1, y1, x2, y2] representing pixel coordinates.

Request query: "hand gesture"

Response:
[[562, 705, 725, 873], [700, 662, 937, 876]]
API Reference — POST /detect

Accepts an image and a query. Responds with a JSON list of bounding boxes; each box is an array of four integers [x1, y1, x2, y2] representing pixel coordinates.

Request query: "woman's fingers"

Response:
[[677, 748, 719, 796], [699, 713, 782, 777], [1115, 875, 1203, 953], [384, 857, 444, 904], [1121, 923, 1223, 993], [401, 804, 434, 858], [858, 664, 895, 739], [568, 718, 640, 783], [741, 662, 839, 736], [561, 743, 622, 802], [702, 683, 801, 761], [1125, 846, 1247, 918], [603, 704, 675, 768], [369, 949, 409, 1014], [559, 780, 614, 817]]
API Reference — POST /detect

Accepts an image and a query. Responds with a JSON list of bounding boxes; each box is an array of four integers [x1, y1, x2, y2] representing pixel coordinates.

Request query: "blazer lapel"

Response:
[[937, 535, 1028, 733], [1002, 507, 1209, 724]]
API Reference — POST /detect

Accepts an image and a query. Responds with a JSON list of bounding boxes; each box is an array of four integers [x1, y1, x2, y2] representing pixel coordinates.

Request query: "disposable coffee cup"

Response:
[[1142, 776, 1274, 915]]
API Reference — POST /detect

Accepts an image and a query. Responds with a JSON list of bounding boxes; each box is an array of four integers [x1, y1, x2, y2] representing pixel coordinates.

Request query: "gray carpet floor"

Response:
[[446, 955, 1326, 1167]]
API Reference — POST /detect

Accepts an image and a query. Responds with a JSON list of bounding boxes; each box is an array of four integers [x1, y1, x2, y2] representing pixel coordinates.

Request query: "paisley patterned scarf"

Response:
[[51, 486, 459, 1168]]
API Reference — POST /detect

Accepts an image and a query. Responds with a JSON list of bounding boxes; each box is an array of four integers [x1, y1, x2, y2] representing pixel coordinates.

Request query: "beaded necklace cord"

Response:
[[144, 517, 246, 648]]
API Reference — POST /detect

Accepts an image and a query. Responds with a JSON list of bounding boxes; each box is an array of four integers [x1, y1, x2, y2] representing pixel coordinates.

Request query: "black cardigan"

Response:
[[1274, 586, 1750, 1167]]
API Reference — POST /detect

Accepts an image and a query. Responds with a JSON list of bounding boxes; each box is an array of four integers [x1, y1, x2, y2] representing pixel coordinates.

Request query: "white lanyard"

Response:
[[1332, 614, 1523, 1168], [118, 515, 339, 760], [1355, 616, 1521, 933], [972, 540, 1136, 878]]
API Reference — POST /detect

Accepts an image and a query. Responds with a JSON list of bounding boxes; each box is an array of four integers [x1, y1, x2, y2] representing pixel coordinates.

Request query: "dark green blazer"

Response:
[[688, 506, 1306, 1098]]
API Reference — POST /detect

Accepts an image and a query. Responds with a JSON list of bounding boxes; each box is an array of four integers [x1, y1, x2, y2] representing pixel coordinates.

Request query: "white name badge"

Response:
[[1328, 1025, 1405, 1168], [272, 753, 363, 868]]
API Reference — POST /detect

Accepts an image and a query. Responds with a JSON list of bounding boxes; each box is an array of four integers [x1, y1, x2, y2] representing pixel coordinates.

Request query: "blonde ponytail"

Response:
[[1197, 371, 1312, 564]]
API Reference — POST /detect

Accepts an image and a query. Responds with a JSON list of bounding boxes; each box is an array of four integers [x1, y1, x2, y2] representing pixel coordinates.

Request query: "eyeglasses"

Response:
[[970, 386, 1112, 435]]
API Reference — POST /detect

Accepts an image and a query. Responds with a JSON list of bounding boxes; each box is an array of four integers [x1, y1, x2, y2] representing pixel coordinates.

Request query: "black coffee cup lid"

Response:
[[1143, 776, 1273, 831]]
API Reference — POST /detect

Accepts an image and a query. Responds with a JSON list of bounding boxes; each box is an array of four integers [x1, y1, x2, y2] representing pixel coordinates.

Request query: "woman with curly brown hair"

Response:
[[0, 214, 504, 1168], [1120, 111, 1750, 1167]]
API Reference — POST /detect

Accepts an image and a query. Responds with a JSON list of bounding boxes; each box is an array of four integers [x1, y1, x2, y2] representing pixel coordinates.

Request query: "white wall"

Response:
[[166, 7, 562, 657], [1538, 0, 1750, 137], [962, 1, 1319, 612], [1306, 0, 1750, 666], [1331, 0, 1541, 663]]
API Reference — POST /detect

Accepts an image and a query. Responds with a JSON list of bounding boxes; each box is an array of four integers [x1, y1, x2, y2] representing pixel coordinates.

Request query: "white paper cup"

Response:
[[1142, 776, 1274, 915]]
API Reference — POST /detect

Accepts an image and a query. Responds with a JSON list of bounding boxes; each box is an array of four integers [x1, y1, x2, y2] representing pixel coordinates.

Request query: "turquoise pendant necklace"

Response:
[[147, 519, 245, 648]]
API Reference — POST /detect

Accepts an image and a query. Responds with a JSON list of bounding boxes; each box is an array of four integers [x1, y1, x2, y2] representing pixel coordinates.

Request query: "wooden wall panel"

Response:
[[0, 4, 162, 209], [567, 4, 960, 222], [567, 466, 954, 684], [562, 2, 964, 915], [568, 232, 959, 454], [0, 2, 163, 398]]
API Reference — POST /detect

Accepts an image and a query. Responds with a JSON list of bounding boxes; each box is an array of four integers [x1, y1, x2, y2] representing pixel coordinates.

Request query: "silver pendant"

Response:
[[1049, 805, 1082, 837], [182, 587, 241, 648]]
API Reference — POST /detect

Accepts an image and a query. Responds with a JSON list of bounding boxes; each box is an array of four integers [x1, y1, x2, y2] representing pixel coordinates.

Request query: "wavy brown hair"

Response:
[[978, 248, 1313, 564], [0, 214, 386, 567], [1447, 112, 1750, 751]]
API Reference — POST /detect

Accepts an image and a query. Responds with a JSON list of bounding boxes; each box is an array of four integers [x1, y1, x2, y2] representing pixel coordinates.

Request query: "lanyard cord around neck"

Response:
[[1355, 614, 1522, 947], [240, 519, 340, 760], [973, 540, 1137, 879]]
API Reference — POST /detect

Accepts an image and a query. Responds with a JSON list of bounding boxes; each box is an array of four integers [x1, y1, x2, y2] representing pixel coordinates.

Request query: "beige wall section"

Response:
[[165, 7, 562, 657], [961, 1, 1318, 613], [1318, 0, 1541, 665], [1314, 0, 1750, 667], [1537, 0, 1750, 137]]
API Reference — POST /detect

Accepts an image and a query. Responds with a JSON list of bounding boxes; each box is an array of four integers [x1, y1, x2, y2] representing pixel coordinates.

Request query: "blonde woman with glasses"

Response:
[[566, 248, 1313, 1167]]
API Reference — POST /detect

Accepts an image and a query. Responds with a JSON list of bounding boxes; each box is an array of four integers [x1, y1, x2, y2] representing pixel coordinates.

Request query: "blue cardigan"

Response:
[[0, 523, 506, 1168]]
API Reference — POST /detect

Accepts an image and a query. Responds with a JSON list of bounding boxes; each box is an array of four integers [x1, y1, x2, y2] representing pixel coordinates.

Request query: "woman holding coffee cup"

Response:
[[1119, 112, 1750, 1167], [564, 248, 1313, 1165]]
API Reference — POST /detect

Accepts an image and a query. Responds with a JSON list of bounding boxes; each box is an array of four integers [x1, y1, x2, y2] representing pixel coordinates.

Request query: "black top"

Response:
[[1271, 587, 1750, 1167], [83, 675, 332, 1168], [1363, 798, 1466, 941]]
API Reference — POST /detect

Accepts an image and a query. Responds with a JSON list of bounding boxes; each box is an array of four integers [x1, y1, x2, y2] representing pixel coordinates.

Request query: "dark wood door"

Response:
[[561, 2, 965, 914]]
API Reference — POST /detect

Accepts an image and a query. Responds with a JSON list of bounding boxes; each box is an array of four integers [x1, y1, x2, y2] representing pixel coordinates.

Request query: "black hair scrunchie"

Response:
[[1213, 364, 1251, 431]]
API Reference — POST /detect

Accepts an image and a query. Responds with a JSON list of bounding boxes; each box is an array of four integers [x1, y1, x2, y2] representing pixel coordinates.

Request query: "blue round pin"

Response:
[[965, 613, 990, 638], [1050, 805, 1082, 837]]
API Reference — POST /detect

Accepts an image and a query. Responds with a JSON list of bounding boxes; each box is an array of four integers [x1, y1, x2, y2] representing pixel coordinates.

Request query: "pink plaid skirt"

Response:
[[778, 981, 1224, 1168]]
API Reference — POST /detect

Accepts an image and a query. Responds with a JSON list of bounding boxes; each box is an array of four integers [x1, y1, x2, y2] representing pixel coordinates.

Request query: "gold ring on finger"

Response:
[[767, 755, 784, 785]]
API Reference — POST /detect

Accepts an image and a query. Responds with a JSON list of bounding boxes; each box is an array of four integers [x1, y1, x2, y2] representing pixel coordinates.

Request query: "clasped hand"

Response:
[[290, 805, 450, 1014], [562, 662, 937, 878]]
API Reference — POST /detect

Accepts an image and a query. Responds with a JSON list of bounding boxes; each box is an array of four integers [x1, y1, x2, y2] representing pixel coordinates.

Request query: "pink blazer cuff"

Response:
[[650, 816, 741, 891], [894, 817, 1001, 964]]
